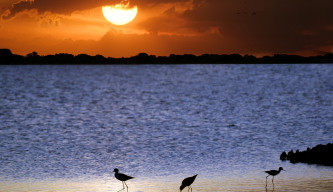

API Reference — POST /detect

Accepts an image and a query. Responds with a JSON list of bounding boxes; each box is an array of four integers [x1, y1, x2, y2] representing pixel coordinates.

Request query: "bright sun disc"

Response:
[[102, 3, 138, 25]]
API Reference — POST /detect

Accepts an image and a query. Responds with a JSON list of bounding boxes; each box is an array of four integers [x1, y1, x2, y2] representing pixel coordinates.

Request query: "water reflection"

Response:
[[0, 64, 333, 191]]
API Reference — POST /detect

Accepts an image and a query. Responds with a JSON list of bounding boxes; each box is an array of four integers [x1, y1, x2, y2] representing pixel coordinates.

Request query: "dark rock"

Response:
[[280, 143, 333, 166], [287, 150, 294, 160], [280, 151, 287, 160]]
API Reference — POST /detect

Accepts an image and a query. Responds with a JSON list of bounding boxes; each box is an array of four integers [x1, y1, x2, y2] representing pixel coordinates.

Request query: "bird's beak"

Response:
[[283, 170, 287, 172]]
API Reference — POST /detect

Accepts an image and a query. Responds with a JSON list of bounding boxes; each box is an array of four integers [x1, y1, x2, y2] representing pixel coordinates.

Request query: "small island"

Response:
[[1, 48, 332, 64], [280, 143, 333, 166]]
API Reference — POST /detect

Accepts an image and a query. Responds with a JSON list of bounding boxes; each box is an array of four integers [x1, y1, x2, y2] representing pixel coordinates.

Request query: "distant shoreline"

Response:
[[1, 48, 332, 64]]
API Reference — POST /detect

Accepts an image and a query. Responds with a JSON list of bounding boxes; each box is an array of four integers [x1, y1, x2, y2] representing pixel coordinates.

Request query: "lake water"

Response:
[[0, 64, 332, 192]]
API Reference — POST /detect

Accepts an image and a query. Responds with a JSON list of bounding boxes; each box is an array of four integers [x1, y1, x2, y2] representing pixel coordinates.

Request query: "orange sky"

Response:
[[0, 0, 332, 57]]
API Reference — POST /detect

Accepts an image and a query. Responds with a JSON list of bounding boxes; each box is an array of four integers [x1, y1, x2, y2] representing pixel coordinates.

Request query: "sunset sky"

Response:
[[0, 0, 332, 57]]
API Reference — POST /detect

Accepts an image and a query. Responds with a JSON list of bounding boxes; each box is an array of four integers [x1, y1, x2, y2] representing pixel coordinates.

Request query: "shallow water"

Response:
[[0, 64, 332, 191]]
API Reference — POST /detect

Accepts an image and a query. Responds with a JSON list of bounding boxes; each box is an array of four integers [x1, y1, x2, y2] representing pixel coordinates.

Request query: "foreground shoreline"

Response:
[[1, 48, 332, 64]]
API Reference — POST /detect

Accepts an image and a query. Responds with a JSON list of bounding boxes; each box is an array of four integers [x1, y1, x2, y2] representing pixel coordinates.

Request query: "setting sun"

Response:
[[0, 0, 332, 57], [102, 3, 138, 25]]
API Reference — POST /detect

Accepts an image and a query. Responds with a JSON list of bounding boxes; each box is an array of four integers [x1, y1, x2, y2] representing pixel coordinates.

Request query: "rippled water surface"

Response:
[[0, 64, 332, 191]]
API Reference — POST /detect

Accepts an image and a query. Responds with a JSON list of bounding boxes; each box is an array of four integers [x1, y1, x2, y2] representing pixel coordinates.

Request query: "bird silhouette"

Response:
[[114, 168, 134, 191], [180, 174, 197, 192], [265, 167, 285, 187]]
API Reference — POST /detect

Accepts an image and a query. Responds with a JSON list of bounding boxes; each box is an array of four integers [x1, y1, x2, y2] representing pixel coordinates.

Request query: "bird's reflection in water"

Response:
[[265, 186, 275, 192]]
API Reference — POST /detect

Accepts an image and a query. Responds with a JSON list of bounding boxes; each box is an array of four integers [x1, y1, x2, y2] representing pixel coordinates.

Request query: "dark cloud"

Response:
[[2, 0, 114, 19], [138, 0, 333, 54], [2, 0, 32, 19], [1, 0, 187, 19], [191, 0, 333, 53]]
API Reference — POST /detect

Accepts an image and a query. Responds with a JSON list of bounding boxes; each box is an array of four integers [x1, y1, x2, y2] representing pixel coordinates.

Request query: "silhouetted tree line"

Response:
[[280, 143, 333, 166], [1, 48, 332, 64]]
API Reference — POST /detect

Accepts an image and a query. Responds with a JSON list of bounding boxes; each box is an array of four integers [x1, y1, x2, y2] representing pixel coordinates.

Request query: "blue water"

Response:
[[0, 64, 332, 191]]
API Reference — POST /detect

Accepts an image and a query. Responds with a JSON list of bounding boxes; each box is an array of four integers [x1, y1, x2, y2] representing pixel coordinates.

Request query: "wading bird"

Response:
[[265, 167, 285, 186], [114, 168, 134, 191], [180, 174, 197, 192]]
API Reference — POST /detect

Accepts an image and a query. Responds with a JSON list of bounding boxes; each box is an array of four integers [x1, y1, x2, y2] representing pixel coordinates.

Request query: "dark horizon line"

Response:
[[1, 48, 332, 64]]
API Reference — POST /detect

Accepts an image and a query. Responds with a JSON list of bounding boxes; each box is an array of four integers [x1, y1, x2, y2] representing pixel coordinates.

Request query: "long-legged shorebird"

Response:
[[180, 174, 197, 192], [114, 168, 134, 191], [265, 167, 285, 186]]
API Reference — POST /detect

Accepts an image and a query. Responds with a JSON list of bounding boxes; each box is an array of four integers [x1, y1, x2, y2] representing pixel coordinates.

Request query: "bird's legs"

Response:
[[266, 175, 269, 187], [124, 181, 129, 192], [188, 186, 192, 192]]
